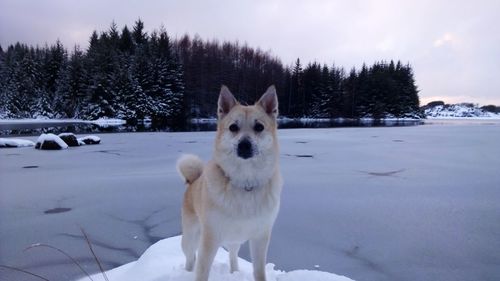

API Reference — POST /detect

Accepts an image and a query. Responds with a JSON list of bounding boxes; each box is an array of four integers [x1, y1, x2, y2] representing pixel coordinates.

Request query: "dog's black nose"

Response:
[[237, 138, 253, 159]]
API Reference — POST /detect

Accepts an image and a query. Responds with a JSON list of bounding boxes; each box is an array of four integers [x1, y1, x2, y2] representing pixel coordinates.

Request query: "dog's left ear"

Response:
[[257, 85, 279, 118]]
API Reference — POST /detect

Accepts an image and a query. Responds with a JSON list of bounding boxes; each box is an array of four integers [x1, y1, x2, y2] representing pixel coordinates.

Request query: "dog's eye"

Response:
[[229, 124, 239, 132], [254, 123, 264, 132]]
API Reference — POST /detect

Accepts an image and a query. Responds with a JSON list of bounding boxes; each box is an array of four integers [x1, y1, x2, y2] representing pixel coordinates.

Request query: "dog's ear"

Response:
[[218, 85, 237, 119], [257, 85, 278, 118]]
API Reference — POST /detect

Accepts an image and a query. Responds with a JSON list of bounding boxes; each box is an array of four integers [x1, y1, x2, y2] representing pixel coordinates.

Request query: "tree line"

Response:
[[0, 20, 422, 122]]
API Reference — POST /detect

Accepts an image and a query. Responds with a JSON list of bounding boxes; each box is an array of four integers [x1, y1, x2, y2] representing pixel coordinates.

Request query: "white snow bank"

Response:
[[36, 133, 68, 149], [58, 132, 75, 137], [0, 118, 127, 127], [77, 235, 354, 281], [0, 138, 35, 148], [424, 104, 500, 119], [90, 118, 127, 126]]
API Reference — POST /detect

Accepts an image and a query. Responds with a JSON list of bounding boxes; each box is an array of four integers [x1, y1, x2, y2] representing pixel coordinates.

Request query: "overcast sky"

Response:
[[1, 0, 499, 105]]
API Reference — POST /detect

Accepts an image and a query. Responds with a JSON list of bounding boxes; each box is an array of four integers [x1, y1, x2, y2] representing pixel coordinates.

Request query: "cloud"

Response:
[[0, 0, 499, 105], [433, 33, 455, 47]]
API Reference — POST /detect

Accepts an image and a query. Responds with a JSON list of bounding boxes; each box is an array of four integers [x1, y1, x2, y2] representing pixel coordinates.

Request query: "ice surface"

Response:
[[1, 124, 500, 281], [76, 235, 353, 281]]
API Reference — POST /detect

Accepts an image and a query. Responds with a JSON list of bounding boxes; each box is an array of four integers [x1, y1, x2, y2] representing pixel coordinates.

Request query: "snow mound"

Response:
[[0, 138, 35, 148], [35, 133, 68, 150], [76, 235, 354, 281]]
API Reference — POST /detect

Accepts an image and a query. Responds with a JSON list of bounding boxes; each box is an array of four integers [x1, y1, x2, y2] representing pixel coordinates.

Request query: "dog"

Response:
[[176, 85, 283, 281]]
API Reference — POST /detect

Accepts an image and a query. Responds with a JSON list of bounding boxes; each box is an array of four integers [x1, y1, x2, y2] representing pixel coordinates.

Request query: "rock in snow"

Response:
[[0, 138, 35, 148], [78, 135, 101, 145], [58, 133, 80, 147], [35, 133, 68, 150], [77, 235, 354, 281]]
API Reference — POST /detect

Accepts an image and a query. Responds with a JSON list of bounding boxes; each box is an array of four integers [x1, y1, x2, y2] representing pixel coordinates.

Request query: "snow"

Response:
[[83, 135, 101, 142], [1, 123, 500, 281], [0, 118, 126, 126], [77, 135, 101, 144], [0, 138, 35, 147], [77, 235, 353, 281], [424, 104, 500, 119], [36, 133, 69, 149], [58, 132, 76, 137], [90, 118, 127, 127]]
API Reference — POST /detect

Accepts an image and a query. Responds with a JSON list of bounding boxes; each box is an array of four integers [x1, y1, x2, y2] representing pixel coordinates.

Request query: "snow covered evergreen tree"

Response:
[[0, 20, 422, 122], [55, 46, 88, 118]]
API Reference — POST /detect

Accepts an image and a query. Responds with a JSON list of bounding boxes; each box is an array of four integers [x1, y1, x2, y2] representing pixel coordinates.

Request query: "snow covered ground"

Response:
[[424, 104, 500, 119], [1, 123, 500, 281], [76, 235, 353, 281], [0, 138, 35, 147]]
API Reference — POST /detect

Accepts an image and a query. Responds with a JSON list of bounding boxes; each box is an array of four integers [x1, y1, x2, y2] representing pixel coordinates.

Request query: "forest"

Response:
[[0, 20, 422, 123]]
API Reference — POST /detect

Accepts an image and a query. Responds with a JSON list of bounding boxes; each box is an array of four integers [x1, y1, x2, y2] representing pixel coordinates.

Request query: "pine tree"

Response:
[[119, 26, 134, 54], [132, 19, 147, 45], [0, 45, 11, 118], [11, 46, 40, 117], [290, 58, 304, 117], [328, 65, 345, 117], [55, 46, 88, 117]]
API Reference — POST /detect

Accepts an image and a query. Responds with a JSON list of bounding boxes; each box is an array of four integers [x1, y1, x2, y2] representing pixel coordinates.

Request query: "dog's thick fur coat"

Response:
[[177, 85, 283, 281]]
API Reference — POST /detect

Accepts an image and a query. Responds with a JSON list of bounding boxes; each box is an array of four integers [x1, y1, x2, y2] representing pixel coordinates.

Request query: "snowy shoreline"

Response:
[[0, 118, 126, 126]]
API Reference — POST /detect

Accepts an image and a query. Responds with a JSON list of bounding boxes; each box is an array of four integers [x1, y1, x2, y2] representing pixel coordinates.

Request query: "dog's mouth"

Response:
[[237, 138, 253, 159]]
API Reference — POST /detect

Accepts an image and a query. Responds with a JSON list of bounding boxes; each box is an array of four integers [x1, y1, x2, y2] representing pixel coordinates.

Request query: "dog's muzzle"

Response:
[[237, 138, 253, 159]]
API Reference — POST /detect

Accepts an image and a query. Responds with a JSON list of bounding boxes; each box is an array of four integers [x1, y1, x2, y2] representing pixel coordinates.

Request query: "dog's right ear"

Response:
[[218, 85, 237, 119]]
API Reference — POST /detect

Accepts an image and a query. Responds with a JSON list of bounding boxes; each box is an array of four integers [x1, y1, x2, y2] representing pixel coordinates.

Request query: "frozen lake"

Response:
[[1, 123, 500, 281]]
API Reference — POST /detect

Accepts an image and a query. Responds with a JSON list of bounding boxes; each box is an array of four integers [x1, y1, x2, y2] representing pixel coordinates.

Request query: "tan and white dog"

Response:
[[176, 85, 283, 281]]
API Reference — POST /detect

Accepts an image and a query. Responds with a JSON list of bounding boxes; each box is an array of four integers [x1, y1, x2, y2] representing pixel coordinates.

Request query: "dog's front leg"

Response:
[[250, 231, 271, 281], [195, 228, 219, 281]]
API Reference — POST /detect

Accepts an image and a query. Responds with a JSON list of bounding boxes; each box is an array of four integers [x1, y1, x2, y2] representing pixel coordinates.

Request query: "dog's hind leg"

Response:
[[227, 243, 241, 273], [181, 213, 199, 272]]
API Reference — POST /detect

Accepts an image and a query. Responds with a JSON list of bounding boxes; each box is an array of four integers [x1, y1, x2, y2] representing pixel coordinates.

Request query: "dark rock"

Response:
[[35, 134, 68, 150], [58, 133, 79, 147], [0, 143, 16, 148], [36, 140, 64, 150]]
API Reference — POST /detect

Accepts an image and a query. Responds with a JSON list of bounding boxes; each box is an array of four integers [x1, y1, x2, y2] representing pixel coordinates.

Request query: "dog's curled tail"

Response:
[[177, 154, 203, 185]]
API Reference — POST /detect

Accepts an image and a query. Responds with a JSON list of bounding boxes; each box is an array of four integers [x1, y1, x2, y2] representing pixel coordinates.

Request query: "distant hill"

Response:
[[422, 101, 500, 119]]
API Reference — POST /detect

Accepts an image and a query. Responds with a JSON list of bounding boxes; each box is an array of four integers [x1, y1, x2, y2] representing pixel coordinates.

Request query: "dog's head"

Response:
[[214, 85, 279, 186]]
